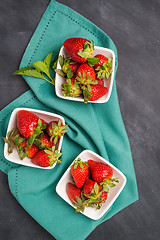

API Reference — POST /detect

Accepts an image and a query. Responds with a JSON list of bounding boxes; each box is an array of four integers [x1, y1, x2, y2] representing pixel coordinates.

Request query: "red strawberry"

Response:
[[26, 144, 39, 158], [31, 146, 62, 167], [71, 158, 89, 188], [17, 110, 47, 147], [83, 178, 101, 195], [19, 139, 27, 148], [98, 192, 108, 203], [63, 38, 94, 63], [93, 54, 113, 79], [34, 133, 55, 149], [3, 129, 39, 159], [61, 77, 82, 97], [83, 179, 108, 205], [95, 76, 104, 86], [47, 119, 68, 144], [76, 63, 96, 85], [66, 182, 85, 212], [67, 182, 82, 203], [67, 62, 79, 75], [88, 160, 113, 183], [55, 56, 80, 78], [93, 54, 108, 69], [83, 84, 108, 103]]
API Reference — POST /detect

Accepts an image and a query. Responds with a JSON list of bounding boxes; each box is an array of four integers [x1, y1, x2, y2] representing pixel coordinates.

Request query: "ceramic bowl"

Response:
[[4, 108, 65, 169], [56, 149, 126, 220], [55, 45, 115, 103]]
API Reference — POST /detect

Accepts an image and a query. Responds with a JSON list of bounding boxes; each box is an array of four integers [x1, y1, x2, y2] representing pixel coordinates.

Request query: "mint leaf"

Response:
[[44, 51, 53, 69], [33, 60, 54, 82], [13, 51, 55, 85], [52, 59, 58, 70], [33, 61, 50, 76], [13, 66, 34, 75], [13, 67, 44, 79]]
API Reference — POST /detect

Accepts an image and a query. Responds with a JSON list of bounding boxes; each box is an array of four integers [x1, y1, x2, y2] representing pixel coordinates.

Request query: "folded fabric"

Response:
[[0, 1, 138, 239]]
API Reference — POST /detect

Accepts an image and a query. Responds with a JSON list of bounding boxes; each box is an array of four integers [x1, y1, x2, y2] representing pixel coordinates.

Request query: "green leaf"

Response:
[[90, 80, 98, 85], [55, 69, 66, 76], [87, 58, 100, 67], [13, 67, 44, 79], [2, 137, 8, 143], [103, 186, 109, 192], [52, 59, 58, 70], [67, 70, 73, 79], [13, 66, 34, 75], [58, 55, 64, 67], [79, 162, 83, 168], [27, 135, 35, 148], [13, 51, 55, 86], [77, 50, 88, 58], [33, 61, 50, 76], [94, 183, 100, 195], [87, 84, 92, 92], [51, 145, 56, 152], [44, 51, 53, 69], [50, 49, 61, 69], [44, 150, 52, 155], [108, 183, 116, 187]]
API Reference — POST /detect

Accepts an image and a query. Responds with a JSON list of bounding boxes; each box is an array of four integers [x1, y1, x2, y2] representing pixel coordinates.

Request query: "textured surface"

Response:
[[0, 0, 159, 239]]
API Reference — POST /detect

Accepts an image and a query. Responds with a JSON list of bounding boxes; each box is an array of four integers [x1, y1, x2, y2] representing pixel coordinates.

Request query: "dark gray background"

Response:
[[0, 0, 160, 239]]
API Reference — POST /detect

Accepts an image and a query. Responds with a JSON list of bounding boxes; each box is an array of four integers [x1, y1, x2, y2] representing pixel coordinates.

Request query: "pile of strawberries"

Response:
[[55, 38, 113, 103], [67, 158, 119, 212], [3, 110, 68, 167]]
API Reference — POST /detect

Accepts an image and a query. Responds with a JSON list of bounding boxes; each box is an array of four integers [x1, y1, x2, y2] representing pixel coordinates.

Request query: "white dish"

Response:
[[55, 46, 115, 103], [4, 108, 65, 169], [56, 150, 126, 220]]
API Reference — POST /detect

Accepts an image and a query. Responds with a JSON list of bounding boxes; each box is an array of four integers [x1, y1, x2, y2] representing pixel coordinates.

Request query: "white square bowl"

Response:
[[56, 149, 126, 220], [4, 108, 66, 169], [55, 46, 115, 103]]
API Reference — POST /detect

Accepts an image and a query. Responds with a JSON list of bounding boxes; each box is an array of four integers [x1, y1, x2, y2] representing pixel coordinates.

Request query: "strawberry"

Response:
[[95, 76, 104, 86], [31, 146, 62, 167], [83, 84, 108, 103], [93, 54, 113, 79], [47, 119, 68, 144], [93, 54, 108, 69], [83, 178, 101, 195], [61, 78, 82, 97], [76, 63, 97, 85], [83, 179, 108, 207], [70, 158, 89, 188], [24, 144, 39, 159], [87, 160, 113, 183], [63, 38, 94, 63], [34, 133, 55, 149], [66, 182, 85, 212], [3, 129, 39, 159], [17, 110, 47, 147], [55, 56, 80, 78], [67, 182, 82, 203], [98, 192, 108, 203]]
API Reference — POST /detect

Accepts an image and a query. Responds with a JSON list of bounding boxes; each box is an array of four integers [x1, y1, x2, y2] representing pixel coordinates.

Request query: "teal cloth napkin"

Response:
[[0, 1, 138, 239]]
